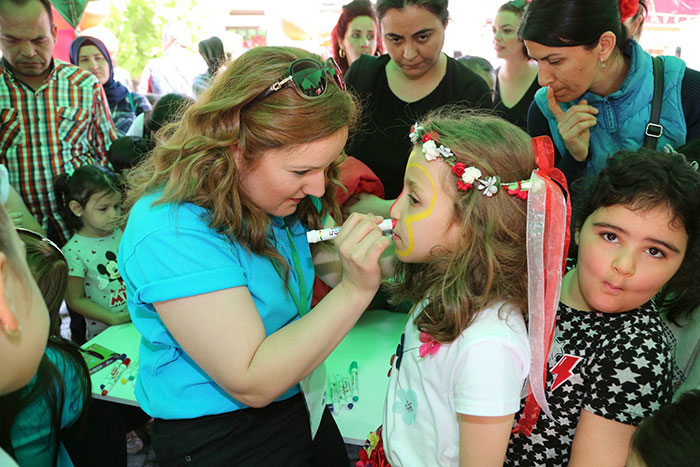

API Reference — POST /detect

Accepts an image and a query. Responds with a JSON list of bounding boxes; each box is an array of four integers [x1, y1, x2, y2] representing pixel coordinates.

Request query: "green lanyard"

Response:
[[269, 225, 309, 318]]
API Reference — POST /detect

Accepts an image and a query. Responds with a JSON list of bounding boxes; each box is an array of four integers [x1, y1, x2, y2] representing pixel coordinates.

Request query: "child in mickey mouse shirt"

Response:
[[56, 165, 130, 340]]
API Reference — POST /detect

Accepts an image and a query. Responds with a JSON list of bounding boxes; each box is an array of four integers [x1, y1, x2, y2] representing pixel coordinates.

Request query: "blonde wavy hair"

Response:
[[388, 110, 535, 343], [125, 46, 359, 276]]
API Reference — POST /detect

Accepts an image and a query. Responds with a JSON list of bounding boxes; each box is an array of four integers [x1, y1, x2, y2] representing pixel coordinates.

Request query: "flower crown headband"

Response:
[[409, 123, 530, 200], [410, 126, 573, 436]]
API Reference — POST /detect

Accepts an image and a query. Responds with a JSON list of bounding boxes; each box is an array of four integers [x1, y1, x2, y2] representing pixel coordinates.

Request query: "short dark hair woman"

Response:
[[522, 0, 700, 189], [343, 0, 491, 218]]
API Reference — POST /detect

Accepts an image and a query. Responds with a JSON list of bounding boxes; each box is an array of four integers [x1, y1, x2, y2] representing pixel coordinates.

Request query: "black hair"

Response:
[[630, 390, 700, 467], [198, 36, 227, 76], [676, 138, 700, 166], [0, 0, 53, 23], [576, 149, 700, 323], [497, 0, 529, 58], [498, 0, 527, 17], [0, 232, 91, 466], [108, 136, 153, 174], [457, 55, 494, 76], [145, 93, 195, 140], [53, 165, 121, 232], [456, 55, 495, 91], [376, 0, 449, 26], [519, 0, 629, 51]]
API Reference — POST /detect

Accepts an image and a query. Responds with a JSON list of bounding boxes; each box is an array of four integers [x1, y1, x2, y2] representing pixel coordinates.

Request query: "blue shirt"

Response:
[[118, 191, 315, 419]]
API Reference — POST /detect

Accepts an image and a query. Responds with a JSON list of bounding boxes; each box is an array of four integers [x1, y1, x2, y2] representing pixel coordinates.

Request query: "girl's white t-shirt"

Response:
[[383, 300, 530, 466]]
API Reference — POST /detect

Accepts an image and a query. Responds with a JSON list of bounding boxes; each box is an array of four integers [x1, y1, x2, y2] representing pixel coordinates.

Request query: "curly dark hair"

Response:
[[631, 389, 700, 467], [575, 149, 700, 323]]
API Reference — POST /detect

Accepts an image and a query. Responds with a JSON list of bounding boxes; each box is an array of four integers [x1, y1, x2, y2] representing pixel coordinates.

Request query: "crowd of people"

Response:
[[1, 0, 699, 465]]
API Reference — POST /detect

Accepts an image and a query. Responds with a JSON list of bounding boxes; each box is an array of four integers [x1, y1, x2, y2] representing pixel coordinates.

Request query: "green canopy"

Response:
[[50, 0, 90, 28]]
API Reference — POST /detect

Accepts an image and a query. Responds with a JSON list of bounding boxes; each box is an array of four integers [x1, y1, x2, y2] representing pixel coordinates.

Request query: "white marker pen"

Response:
[[306, 218, 395, 244]]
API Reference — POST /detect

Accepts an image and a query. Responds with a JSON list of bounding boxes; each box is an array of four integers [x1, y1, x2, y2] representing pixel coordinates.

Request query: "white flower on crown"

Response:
[[409, 124, 423, 144], [422, 140, 439, 160], [461, 167, 482, 184], [478, 176, 500, 197], [436, 145, 454, 159]]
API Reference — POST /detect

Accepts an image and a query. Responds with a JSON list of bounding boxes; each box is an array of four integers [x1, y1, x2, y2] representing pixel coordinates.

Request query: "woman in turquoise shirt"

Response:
[[118, 46, 391, 466]]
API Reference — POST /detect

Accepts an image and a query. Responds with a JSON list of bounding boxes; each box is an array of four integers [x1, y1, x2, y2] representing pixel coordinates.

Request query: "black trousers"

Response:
[[151, 393, 348, 467], [63, 399, 150, 467]]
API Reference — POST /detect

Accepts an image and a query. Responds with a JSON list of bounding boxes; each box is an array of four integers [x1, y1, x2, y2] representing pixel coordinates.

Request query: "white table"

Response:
[[82, 322, 141, 407], [324, 308, 407, 444], [81, 309, 408, 443]]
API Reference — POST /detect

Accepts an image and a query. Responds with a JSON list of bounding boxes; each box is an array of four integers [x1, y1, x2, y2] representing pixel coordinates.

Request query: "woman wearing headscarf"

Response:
[[70, 36, 152, 135], [193, 36, 229, 96]]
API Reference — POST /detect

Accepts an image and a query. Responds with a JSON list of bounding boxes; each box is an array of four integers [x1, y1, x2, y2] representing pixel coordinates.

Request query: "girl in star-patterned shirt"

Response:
[[506, 149, 700, 466]]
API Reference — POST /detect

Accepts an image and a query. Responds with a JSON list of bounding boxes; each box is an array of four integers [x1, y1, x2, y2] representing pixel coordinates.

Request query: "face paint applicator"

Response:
[[306, 219, 396, 243]]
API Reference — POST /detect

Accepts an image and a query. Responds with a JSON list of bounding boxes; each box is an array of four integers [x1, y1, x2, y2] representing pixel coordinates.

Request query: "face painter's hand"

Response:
[[334, 213, 391, 295], [546, 85, 598, 162]]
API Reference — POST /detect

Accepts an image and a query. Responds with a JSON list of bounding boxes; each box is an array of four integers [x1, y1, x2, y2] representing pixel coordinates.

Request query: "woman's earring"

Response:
[[339, 48, 345, 59], [599, 60, 606, 70]]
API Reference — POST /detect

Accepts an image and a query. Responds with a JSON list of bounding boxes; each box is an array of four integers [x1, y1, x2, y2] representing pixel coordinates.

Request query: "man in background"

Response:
[[0, 0, 118, 245]]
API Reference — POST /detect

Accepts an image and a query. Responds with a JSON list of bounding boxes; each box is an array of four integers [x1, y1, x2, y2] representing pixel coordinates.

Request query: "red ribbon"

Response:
[[513, 136, 571, 436]]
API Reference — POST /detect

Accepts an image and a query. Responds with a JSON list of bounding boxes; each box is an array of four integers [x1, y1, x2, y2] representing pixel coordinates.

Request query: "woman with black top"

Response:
[[344, 0, 491, 218], [492, 0, 539, 130]]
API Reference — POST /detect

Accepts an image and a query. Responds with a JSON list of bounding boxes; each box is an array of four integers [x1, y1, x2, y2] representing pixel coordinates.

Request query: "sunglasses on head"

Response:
[[16, 228, 64, 259], [247, 57, 346, 107]]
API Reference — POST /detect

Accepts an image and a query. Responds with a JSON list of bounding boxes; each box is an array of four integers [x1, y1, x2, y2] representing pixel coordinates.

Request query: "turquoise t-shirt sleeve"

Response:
[[309, 195, 329, 225], [10, 346, 86, 467], [120, 224, 247, 305], [49, 347, 86, 429]]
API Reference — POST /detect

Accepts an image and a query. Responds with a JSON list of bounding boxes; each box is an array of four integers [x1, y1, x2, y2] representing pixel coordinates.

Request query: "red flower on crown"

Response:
[[451, 162, 466, 177], [422, 131, 439, 143], [506, 181, 529, 200], [619, 0, 638, 22], [456, 180, 473, 192]]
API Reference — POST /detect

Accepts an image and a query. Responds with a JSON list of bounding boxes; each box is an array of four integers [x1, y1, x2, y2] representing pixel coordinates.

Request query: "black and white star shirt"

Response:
[[505, 300, 674, 466]]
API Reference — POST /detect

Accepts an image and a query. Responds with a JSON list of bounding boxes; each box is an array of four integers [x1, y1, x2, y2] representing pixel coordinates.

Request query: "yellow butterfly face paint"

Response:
[[394, 162, 437, 258], [391, 149, 460, 262]]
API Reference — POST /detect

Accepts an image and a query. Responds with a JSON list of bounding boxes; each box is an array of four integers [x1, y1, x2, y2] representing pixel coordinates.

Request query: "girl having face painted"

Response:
[[506, 149, 700, 466], [358, 111, 559, 466]]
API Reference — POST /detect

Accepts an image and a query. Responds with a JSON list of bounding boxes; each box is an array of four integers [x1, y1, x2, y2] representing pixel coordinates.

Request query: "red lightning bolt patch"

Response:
[[550, 354, 583, 391]]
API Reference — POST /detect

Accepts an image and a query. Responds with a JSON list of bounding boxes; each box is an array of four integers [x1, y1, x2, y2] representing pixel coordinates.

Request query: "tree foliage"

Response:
[[103, 0, 202, 85]]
